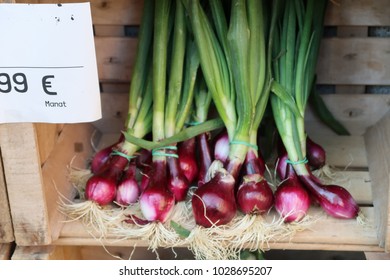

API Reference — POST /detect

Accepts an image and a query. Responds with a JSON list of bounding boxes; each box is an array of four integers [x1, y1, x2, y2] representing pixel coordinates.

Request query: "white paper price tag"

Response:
[[0, 3, 101, 123]]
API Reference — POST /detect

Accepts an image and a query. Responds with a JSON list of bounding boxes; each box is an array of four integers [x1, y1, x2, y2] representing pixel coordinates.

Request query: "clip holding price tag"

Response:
[[0, 3, 102, 123]]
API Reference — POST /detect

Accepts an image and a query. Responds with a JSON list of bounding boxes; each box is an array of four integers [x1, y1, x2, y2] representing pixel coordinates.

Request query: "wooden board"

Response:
[[317, 38, 390, 85], [305, 94, 390, 136], [0, 243, 13, 260], [18, 0, 390, 27], [0, 156, 14, 243], [365, 111, 390, 251], [325, 0, 390, 26]]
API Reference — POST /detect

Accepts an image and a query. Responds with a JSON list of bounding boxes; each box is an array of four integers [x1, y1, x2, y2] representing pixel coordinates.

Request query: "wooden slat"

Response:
[[94, 25, 125, 37], [11, 245, 65, 260], [0, 124, 50, 245], [35, 123, 64, 165], [92, 92, 128, 134], [317, 38, 390, 85], [95, 37, 138, 82], [325, 0, 390, 26], [95, 37, 390, 86], [365, 111, 390, 251], [364, 252, 390, 260], [14, 0, 144, 25], [57, 207, 379, 251], [310, 134, 367, 168], [0, 243, 13, 260], [0, 155, 14, 243], [19, 0, 390, 27], [305, 94, 390, 136], [41, 123, 95, 243]]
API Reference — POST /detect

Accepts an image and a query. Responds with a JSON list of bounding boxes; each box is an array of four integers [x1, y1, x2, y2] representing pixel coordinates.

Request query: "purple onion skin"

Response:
[[85, 153, 129, 206], [139, 160, 175, 223], [298, 172, 359, 219], [178, 138, 199, 183], [192, 170, 237, 228], [275, 152, 289, 181], [306, 137, 326, 170], [91, 134, 124, 174], [197, 132, 213, 187], [90, 145, 114, 175], [115, 162, 140, 206], [274, 165, 310, 223], [237, 174, 274, 214], [85, 175, 116, 206], [167, 149, 190, 202], [213, 130, 229, 164], [135, 149, 152, 169], [245, 149, 266, 176]]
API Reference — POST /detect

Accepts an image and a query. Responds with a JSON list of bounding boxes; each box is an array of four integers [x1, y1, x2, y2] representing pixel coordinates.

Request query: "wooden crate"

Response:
[[0, 243, 14, 260], [0, 156, 14, 244], [1, 0, 389, 256]]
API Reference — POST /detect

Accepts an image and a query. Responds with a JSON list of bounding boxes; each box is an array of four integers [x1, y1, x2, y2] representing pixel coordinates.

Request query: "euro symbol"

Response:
[[42, 75, 57, 95]]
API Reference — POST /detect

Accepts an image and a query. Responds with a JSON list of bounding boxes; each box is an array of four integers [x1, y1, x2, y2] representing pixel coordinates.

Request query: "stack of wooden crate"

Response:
[[0, 0, 389, 259]]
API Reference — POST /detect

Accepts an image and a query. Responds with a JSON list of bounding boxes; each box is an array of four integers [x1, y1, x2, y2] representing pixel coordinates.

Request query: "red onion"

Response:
[[237, 174, 274, 214], [115, 162, 140, 206], [85, 175, 116, 206], [213, 130, 229, 164], [275, 152, 289, 181], [298, 171, 359, 219], [167, 149, 190, 201], [85, 153, 129, 206], [91, 135, 124, 174], [191, 168, 236, 227], [197, 132, 213, 187], [139, 160, 175, 223], [274, 165, 310, 223], [245, 149, 266, 176], [306, 137, 326, 170], [178, 138, 199, 183]]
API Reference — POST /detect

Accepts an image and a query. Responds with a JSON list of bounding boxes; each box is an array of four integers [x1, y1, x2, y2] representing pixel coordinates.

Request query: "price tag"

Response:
[[0, 3, 101, 123]]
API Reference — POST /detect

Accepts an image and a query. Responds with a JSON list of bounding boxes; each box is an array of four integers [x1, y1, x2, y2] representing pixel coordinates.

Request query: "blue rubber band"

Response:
[[286, 158, 309, 165], [229, 140, 259, 150]]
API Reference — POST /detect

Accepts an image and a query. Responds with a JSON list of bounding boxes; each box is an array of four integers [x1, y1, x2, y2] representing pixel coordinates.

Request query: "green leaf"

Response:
[[270, 80, 301, 117], [170, 221, 191, 238], [309, 89, 350, 136]]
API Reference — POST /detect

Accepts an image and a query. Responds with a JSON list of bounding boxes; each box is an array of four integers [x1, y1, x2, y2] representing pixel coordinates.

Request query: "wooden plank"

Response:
[[309, 134, 367, 168], [317, 38, 390, 85], [0, 124, 50, 245], [0, 243, 13, 260], [0, 155, 14, 243], [57, 207, 378, 251], [95, 37, 138, 82], [95, 37, 390, 86], [11, 245, 65, 260], [41, 123, 95, 243], [305, 94, 390, 136], [325, 0, 390, 26], [35, 123, 64, 165], [92, 92, 128, 134], [94, 25, 125, 37], [364, 252, 390, 260], [14, 0, 144, 25], [365, 111, 390, 251], [337, 26, 368, 38]]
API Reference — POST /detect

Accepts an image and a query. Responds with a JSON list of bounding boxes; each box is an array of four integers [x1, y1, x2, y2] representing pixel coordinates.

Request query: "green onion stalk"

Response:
[[270, 0, 360, 220], [62, 0, 155, 237], [138, 0, 200, 225], [83, 0, 154, 206], [184, 0, 271, 228]]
